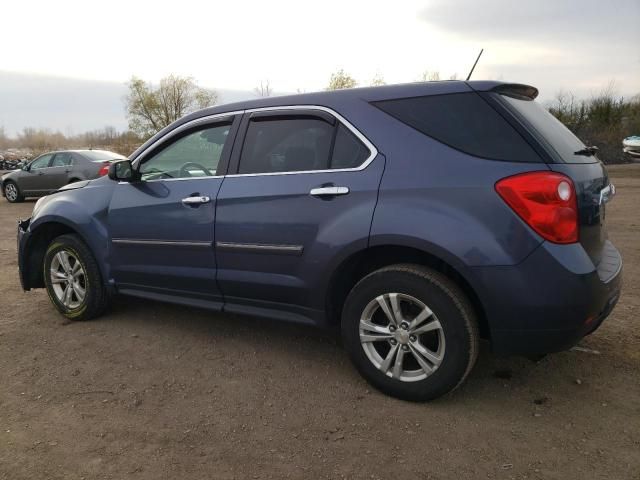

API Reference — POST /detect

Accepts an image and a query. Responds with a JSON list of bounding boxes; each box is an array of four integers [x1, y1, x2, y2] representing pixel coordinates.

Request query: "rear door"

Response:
[[215, 107, 383, 322], [496, 93, 613, 267], [108, 115, 239, 305], [47, 152, 74, 190]]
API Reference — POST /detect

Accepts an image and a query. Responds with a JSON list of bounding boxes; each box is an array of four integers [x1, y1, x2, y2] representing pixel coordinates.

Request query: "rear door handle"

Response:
[[310, 186, 350, 197], [181, 195, 211, 205]]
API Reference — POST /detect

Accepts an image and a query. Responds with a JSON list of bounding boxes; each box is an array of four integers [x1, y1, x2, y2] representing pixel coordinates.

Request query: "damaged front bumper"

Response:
[[17, 218, 31, 290]]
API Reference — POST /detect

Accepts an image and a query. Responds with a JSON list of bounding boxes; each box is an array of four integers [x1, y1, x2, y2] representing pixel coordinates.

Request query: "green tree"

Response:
[[125, 75, 218, 138], [327, 69, 357, 90]]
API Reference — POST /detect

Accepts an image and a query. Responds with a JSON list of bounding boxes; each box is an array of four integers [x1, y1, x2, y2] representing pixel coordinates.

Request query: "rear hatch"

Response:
[[491, 87, 613, 269]]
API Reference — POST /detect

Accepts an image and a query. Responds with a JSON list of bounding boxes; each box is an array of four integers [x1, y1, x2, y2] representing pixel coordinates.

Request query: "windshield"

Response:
[[81, 150, 126, 161], [499, 94, 596, 164]]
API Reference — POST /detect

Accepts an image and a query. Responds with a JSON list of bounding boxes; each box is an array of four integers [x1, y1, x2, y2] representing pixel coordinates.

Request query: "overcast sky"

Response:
[[1, 0, 638, 135]]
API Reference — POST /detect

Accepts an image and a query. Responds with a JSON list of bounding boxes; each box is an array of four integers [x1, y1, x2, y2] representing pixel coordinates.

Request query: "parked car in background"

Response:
[[2, 150, 126, 202], [16, 82, 622, 401]]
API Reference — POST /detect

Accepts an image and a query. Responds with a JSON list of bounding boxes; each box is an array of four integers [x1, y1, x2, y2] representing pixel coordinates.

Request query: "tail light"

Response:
[[495, 171, 578, 244], [98, 161, 110, 177]]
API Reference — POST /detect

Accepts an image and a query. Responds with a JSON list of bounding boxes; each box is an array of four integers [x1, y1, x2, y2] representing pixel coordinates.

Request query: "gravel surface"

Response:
[[1, 166, 639, 479]]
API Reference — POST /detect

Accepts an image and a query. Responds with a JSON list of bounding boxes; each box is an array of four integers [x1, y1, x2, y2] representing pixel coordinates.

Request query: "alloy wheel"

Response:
[[5, 183, 17, 202], [50, 250, 87, 309], [359, 293, 446, 382]]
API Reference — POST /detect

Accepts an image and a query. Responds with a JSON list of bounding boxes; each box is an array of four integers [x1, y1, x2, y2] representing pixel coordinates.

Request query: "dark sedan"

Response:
[[2, 149, 126, 203]]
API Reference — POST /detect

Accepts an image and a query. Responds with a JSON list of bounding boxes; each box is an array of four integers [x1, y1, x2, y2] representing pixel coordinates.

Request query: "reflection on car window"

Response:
[[30, 154, 53, 169], [139, 124, 231, 180]]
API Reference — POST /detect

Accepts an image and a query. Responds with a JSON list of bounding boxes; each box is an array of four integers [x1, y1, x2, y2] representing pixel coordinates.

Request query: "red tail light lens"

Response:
[[495, 171, 578, 244], [98, 162, 110, 177]]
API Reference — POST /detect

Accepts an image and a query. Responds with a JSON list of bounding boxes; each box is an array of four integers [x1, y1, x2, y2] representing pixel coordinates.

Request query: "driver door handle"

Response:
[[310, 186, 350, 197], [181, 195, 211, 205]]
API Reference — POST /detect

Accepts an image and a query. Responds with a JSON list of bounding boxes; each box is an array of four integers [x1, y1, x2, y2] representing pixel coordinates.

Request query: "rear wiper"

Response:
[[574, 146, 599, 156]]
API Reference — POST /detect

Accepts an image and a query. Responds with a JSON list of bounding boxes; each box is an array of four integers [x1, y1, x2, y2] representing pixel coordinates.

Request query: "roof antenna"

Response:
[[466, 48, 484, 81]]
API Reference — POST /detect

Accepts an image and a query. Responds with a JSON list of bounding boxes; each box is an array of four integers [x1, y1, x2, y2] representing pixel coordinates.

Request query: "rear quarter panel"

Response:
[[363, 105, 548, 270]]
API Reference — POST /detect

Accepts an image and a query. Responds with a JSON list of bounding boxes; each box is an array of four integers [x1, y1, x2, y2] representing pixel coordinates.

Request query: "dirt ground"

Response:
[[1, 165, 639, 480]]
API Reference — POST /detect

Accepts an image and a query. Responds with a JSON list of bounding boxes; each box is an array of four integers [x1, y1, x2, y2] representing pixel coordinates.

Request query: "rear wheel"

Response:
[[4, 181, 24, 203], [341, 264, 479, 401], [43, 234, 111, 321]]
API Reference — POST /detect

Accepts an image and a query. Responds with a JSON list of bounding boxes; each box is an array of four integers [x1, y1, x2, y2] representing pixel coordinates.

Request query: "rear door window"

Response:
[[498, 94, 594, 164], [373, 92, 541, 163], [237, 114, 373, 174], [238, 117, 333, 174], [331, 124, 370, 169], [51, 153, 73, 166]]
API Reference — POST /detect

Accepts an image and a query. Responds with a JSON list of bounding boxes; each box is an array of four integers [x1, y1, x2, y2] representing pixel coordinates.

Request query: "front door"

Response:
[[215, 108, 384, 323], [108, 116, 238, 307], [20, 153, 54, 194]]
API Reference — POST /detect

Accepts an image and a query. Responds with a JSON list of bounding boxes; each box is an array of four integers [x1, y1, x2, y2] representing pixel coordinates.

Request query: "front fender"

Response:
[[28, 180, 115, 285]]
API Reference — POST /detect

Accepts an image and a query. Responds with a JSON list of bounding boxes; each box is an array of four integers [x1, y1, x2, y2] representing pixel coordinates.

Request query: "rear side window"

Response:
[[498, 94, 592, 164], [373, 92, 541, 163]]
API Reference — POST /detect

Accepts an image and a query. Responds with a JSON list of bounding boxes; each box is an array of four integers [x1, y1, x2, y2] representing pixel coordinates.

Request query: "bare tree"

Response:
[[419, 70, 441, 81], [327, 69, 357, 90], [254, 80, 273, 97], [0, 126, 8, 150], [125, 75, 218, 138], [370, 73, 386, 86]]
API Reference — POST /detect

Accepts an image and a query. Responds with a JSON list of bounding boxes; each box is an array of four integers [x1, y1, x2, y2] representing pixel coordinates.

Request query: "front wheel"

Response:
[[4, 181, 24, 203], [43, 234, 111, 321], [341, 264, 479, 401]]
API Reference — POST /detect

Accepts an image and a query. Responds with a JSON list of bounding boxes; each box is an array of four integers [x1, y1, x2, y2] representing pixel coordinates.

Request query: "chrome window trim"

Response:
[[227, 105, 378, 177], [130, 105, 378, 179]]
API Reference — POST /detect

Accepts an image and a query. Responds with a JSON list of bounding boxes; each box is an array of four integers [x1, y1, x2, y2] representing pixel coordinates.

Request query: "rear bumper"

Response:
[[471, 240, 623, 355]]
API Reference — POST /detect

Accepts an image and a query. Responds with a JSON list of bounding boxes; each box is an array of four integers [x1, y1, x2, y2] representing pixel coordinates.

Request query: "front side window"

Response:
[[51, 153, 73, 167], [30, 154, 53, 169], [139, 124, 231, 180], [238, 115, 372, 174]]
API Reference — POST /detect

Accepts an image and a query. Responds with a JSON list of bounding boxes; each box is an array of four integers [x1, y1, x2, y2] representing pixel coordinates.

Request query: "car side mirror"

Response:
[[108, 160, 135, 182], [22, 164, 30, 172]]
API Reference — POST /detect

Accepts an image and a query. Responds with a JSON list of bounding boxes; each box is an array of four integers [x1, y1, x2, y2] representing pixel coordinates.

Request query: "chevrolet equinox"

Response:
[[17, 81, 622, 401]]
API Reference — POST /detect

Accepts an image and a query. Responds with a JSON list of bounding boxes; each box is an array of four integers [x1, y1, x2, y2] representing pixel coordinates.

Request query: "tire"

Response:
[[341, 264, 479, 401], [43, 234, 111, 321], [4, 181, 24, 203]]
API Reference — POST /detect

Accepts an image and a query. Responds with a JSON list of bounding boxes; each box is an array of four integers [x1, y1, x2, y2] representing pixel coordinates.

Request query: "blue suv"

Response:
[[17, 81, 622, 401]]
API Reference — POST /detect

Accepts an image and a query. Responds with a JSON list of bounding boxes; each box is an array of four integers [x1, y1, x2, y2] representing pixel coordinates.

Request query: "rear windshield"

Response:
[[373, 92, 541, 163], [81, 150, 126, 161], [498, 94, 594, 164]]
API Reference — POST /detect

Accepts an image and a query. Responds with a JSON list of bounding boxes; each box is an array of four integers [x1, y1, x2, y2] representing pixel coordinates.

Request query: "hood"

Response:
[[57, 179, 91, 192]]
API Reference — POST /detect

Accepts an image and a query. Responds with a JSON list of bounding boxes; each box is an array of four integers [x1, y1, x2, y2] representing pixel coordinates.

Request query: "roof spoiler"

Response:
[[491, 83, 539, 100]]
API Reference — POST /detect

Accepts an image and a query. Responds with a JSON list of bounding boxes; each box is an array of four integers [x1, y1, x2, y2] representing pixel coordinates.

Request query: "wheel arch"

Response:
[[23, 218, 108, 290], [325, 244, 490, 340]]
